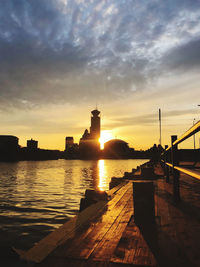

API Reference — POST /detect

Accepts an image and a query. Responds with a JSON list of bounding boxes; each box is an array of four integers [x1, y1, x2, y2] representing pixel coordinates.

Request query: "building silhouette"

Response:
[[0, 135, 19, 161], [65, 137, 74, 151], [63, 136, 79, 159], [27, 139, 38, 151], [103, 139, 130, 158], [0, 109, 165, 161], [79, 109, 101, 158], [90, 109, 100, 140], [20, 138, 61, 161]]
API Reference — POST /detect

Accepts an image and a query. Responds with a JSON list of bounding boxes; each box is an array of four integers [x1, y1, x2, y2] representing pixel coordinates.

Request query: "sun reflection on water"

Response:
[[98, 160, 107, 191]]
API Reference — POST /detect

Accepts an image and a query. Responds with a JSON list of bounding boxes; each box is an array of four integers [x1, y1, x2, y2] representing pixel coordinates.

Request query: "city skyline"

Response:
[[0, 0, 200, 150]]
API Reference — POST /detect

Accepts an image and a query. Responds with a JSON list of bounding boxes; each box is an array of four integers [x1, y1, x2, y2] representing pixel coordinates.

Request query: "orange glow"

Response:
[[98, 160, 107, 191], [99, 130, 114, 149]]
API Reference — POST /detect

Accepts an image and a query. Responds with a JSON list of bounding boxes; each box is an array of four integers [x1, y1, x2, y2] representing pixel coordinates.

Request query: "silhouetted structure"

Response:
[[63, 136, 79, 159], [20, 139, 61, 161], [79, 109, 101, 158], [103, 139, 130, 158], [90, 109, 100, 140], [65, 137, 74, 151], [0, 109, 168, 161], [146, 144, 164, 161], [20, 147, 61, 161], [0, 135, 19, 161], [27, 139, 38, 151]]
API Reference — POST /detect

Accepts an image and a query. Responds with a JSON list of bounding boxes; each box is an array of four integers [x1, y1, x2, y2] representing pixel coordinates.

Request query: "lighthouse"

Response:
[[79, 109, 101, 158], [90, 109, 101, 140]]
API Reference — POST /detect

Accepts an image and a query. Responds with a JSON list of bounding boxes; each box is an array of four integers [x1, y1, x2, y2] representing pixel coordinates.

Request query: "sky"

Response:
[[0, 0, 200, 150]]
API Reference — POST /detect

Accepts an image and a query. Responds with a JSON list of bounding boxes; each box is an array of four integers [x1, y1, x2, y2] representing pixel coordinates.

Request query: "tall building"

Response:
[[64, 136, 79, 158], [90, 109, 100, 140], [79, 109, 101, 158], [65, 136, 74, 151]]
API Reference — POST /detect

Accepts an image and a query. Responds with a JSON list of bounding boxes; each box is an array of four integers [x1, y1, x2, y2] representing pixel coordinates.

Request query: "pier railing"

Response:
[[161, 120, 200, 201]]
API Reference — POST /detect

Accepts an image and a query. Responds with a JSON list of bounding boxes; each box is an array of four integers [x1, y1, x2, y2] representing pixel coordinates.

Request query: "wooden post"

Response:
[[171, 135, 180, 201], [165, 145, 170, 183], [133, 181, 155, 226]]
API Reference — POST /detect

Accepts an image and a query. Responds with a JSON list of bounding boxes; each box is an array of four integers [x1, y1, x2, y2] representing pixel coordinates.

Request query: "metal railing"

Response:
[[161, 120, 200, 201]]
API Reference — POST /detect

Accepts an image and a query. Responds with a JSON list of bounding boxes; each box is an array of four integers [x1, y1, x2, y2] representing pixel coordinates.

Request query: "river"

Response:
[[0, 159, 147, 256]]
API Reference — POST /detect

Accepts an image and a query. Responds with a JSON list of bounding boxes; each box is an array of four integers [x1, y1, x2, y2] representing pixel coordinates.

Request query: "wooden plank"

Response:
[[61, 184, 133, 259], [22, 200, 107, 263], [35, 180, 158, 266], [154, 178, 199, 267], [42, 182, 132, 260], [113, 223, 139, 263], [107, 181, 128, 197], [90, 194, 133, 261], [132, 235, 156, 266], [37, 258, 87, 267], [154, 180, 184, 267], [22, 182, 132, 263], [161, 176, 200, 266], [30, 174, 200, 267], [111, 217, 156, 266]]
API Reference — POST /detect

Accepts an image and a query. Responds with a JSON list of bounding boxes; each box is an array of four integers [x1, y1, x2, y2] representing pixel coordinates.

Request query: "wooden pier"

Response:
[[18, 164, 200, 267]]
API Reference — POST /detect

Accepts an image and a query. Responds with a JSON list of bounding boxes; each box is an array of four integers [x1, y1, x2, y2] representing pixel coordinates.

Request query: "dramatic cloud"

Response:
[[0, 0, 200, 109], [103, 108, 197, 129], [162, 37, 200, 71]]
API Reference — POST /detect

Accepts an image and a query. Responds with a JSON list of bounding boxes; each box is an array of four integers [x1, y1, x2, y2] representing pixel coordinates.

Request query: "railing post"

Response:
[[164, 145, 169, 183], [168, 147, 172, 175], [171, 135, 180, 201]]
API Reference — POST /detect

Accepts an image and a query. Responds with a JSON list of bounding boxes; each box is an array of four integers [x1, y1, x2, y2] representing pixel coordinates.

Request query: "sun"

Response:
[[99, 130, 114, 149]]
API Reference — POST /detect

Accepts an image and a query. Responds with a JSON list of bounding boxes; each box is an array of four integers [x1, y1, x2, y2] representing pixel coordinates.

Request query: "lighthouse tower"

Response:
[[79, 108, 101, 158], [90, 109, 100, 140]]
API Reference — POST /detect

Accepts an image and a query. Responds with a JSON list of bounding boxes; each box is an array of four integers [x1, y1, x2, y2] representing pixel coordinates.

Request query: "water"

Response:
[[0, 159, 147, 253]]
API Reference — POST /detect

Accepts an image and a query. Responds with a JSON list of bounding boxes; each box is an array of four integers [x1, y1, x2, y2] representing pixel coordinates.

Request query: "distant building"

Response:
[[0, 135, 19, 161], [103, 139, 130, 158], [79, 109, 101, 158], [65, 137, 74, 151], [27, 139, 38, 151], [0, 135, 19, 150]]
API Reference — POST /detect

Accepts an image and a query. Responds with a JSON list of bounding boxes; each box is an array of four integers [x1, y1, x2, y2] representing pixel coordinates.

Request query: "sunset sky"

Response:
[[0, 0, 200, 150]]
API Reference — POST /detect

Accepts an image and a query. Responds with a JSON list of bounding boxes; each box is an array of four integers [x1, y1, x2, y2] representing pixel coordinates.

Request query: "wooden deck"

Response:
[[20, 167, 200, 267], [154, 174, 200, 267]]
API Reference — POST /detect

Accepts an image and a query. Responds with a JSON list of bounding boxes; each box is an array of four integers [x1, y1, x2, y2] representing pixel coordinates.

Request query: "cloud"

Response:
[[161, 37, 200, 72], [103, 108, 196, 129], [0, 0, 200, 109]]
